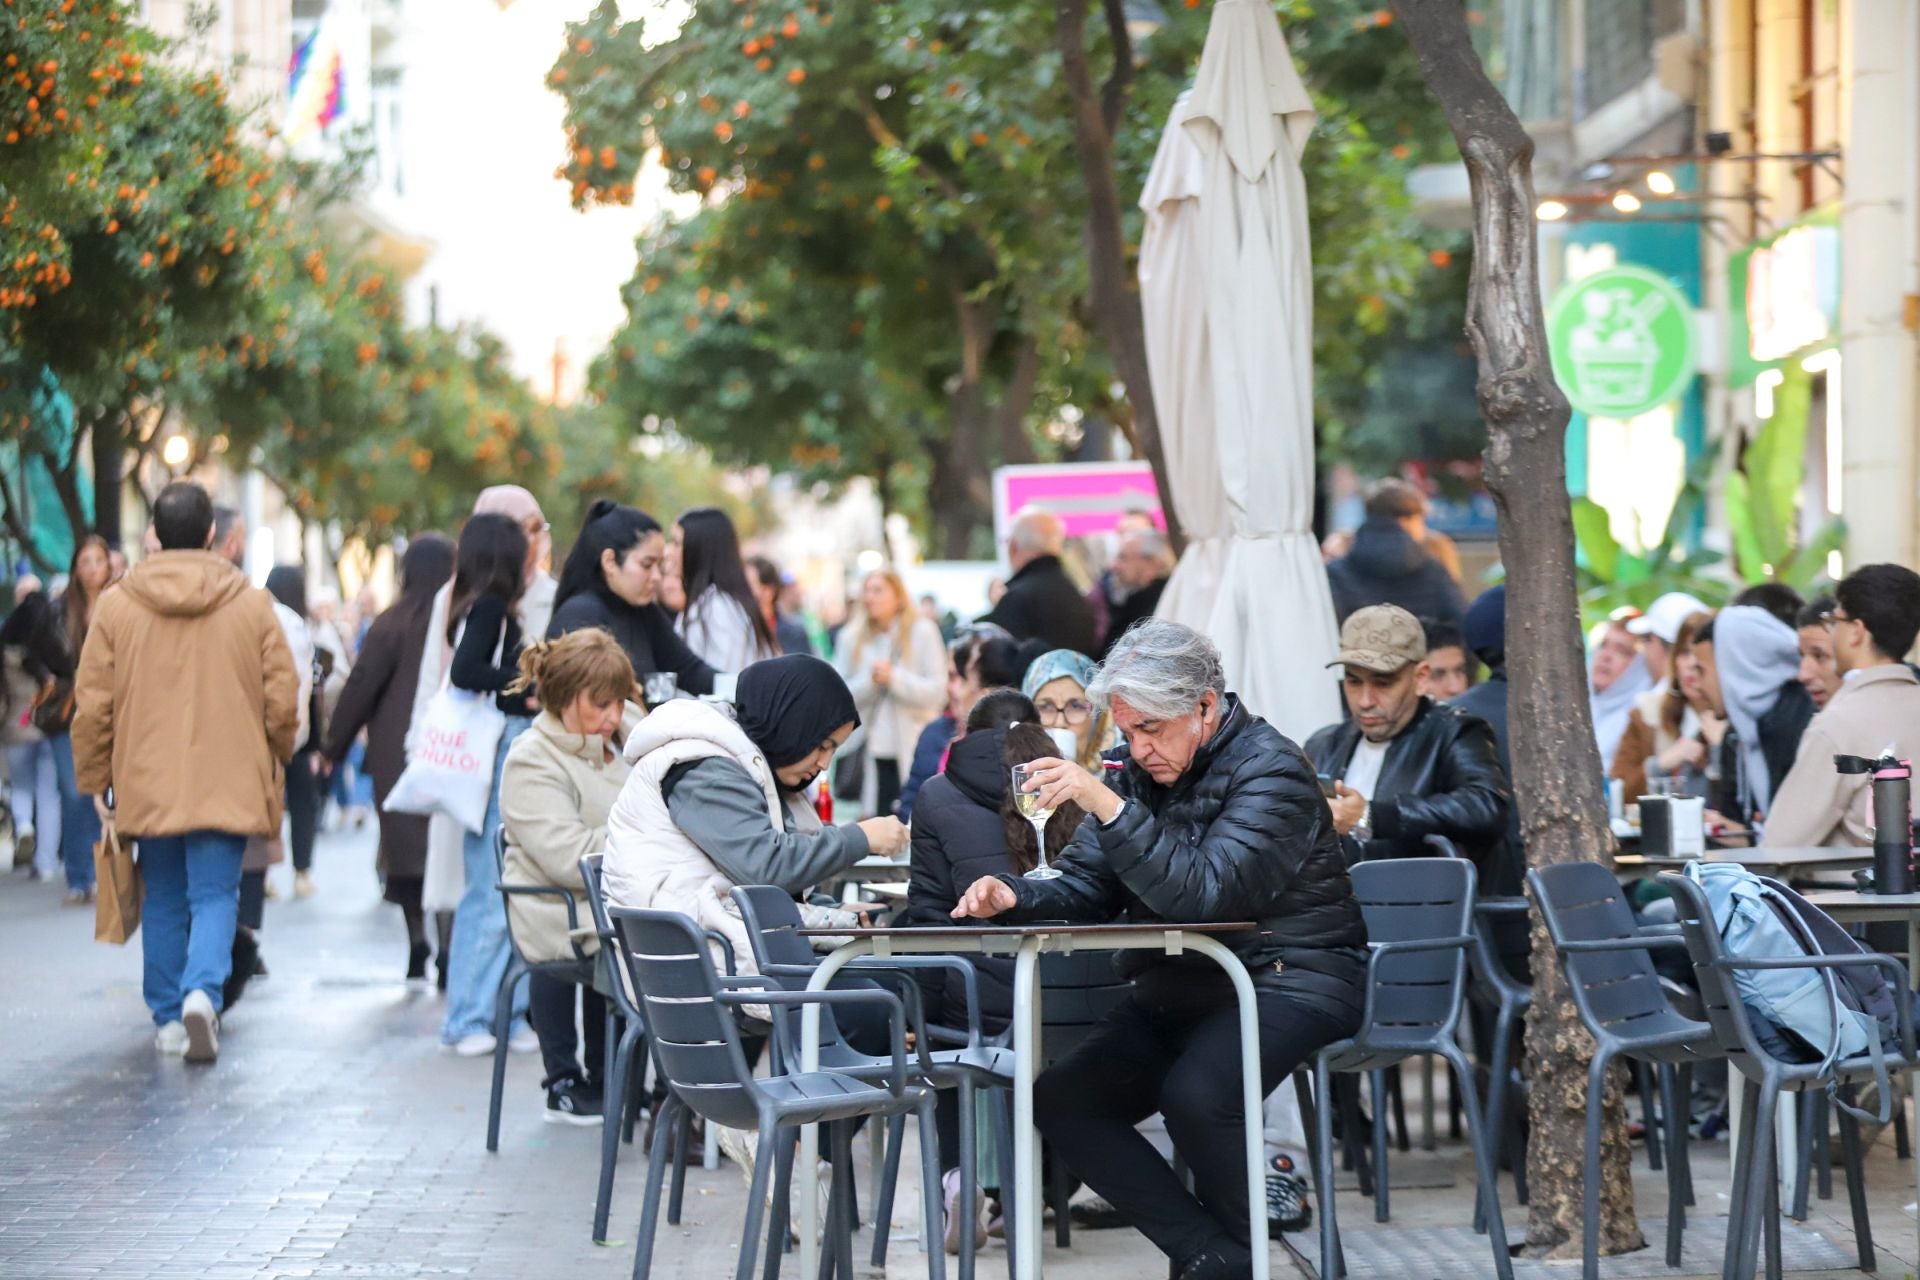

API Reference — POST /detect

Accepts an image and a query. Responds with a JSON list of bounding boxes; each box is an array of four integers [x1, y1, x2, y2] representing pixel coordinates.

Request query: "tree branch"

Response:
[[991, 334, 1043, 466], [1098, 0, 1134, 136]]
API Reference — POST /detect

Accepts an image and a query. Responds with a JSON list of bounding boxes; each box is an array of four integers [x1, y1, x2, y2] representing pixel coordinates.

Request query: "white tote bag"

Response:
[[384, 686, 507, 834]]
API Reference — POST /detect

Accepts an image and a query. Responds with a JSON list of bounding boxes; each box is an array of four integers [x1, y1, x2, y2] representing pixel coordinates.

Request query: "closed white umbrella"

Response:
[[1140, 0, 1339, 739]]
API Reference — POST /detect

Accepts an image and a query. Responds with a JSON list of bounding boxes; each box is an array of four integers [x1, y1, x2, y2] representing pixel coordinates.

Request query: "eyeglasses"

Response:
[[1035, 698, 1094, 727], [1819, 608, 1856, 627], [523, 519, 551, 537]]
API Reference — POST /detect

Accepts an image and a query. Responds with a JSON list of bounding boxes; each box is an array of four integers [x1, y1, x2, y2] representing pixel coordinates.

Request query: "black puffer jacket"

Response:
[[999, 697, 1368, 1013], [1304, 698, 1518, 896], [1326, 518, 1465, 628], [901, 729, 1029, 1030]]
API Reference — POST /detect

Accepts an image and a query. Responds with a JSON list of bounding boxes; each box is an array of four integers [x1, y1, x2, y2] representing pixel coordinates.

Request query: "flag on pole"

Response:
[[286, 20, 346, 144]]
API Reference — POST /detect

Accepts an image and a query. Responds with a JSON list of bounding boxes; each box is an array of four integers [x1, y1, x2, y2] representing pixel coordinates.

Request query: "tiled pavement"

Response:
[[0, 824, 1913, 1279]]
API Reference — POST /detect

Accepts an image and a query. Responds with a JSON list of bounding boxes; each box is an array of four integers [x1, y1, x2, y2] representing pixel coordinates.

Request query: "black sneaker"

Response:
[[545, 1077, 604, 1127], [1067, 1196, 1129, 1230], [1266, 1155, 1311, 1232], [406, 941, 431, 983]]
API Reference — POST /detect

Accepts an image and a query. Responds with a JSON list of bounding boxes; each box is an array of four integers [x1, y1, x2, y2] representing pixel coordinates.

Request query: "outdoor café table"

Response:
[[1613, 846, 1871, 885], [793, 921, 1265, 1280], [1801, 889, 1920, 992]]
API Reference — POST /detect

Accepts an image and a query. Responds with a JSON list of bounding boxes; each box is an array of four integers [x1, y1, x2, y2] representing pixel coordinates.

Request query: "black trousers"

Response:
[[1034, 967, 1361, 1265], [286, 750, 320, 873], [528, 967, 608, 1090]]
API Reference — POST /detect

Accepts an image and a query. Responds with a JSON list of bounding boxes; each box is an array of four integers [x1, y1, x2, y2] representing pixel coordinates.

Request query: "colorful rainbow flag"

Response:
[[286, 21, 345, 144]]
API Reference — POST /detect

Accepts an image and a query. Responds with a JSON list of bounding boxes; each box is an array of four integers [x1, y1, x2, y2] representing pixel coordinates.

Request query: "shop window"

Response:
[[1581, 0, 1687, 118]]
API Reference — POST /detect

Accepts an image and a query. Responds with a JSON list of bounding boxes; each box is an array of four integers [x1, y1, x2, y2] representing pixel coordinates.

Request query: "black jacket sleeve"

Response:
[[323, 616, 397, 762], [1101, 746, 1332, 921], [639, 604, 719, 695], [449, 595, 524, 713], [904, 784, 961, 928], [0, 593, 73, 680], [999, 812, 1128, 922], [1370, 717, 1511, 851]]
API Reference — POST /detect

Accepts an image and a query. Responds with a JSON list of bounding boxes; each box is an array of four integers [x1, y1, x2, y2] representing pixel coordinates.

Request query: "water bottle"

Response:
[[1873, 758, 1914, 895]]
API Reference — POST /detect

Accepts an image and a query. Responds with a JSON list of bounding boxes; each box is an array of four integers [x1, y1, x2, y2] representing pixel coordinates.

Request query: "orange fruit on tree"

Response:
[[786, 66, 805, 84]]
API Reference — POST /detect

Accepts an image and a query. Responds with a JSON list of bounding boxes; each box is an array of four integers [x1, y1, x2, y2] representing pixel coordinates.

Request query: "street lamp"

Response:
[[1645, 169, 1676, 195], [1611, 190, 1642, 213], [1535, 199, 1569, 221], [161, 435, 191, 468]]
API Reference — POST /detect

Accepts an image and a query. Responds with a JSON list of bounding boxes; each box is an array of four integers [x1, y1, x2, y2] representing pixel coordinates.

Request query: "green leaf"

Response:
[[1571, 496, 1621, 584], [1724, 470, 1768, 583]]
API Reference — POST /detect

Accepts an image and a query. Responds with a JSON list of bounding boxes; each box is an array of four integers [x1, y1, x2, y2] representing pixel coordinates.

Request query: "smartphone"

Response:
[[1317, 773, 1338, 798]]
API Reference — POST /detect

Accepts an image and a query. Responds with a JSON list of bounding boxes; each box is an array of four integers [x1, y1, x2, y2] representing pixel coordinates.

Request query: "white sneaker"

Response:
[[942, 1168, 988, 1254], [507, 1024, 540, 1054], [448, 1032, 497, 1057], [716, 1124, 758, 1187], [181, 990, 219, 1063], [155, 1021, 188, 1055]]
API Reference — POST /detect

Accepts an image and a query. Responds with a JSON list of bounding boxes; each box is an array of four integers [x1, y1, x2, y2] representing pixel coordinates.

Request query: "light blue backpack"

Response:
[[1683, 861, 1900, 1121]]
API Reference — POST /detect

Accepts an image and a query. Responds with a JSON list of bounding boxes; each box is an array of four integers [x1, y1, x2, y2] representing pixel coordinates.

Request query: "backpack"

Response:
[[1683, 861, 1915, 1122]]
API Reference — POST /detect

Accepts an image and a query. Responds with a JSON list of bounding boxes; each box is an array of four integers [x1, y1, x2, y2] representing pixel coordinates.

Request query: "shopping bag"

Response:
[[383, 686, 506, 834], [93, 825, 141, 945]]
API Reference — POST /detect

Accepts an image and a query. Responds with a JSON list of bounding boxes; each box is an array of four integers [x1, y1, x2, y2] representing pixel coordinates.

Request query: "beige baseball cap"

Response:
[[1327, 605, 1427, 674]]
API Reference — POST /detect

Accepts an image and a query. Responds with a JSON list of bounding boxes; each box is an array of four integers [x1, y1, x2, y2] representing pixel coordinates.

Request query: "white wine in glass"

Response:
[[1011, 764, 1063, 880]]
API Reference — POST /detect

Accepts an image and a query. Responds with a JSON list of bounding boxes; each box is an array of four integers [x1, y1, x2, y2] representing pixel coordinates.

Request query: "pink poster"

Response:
[[993, 463, 1165, 541]]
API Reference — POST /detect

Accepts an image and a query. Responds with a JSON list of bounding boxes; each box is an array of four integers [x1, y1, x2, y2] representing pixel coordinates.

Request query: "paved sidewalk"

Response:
[[1, 824, 1910, 1279]]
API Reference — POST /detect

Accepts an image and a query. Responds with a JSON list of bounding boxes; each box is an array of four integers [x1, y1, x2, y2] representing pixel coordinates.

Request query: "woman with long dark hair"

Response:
[[546, 500, 720, 696], [673, 507, 774, 671], [324, 535, 456, 982], [28, 534, 109, 900], [442, 513, 539, 1055]]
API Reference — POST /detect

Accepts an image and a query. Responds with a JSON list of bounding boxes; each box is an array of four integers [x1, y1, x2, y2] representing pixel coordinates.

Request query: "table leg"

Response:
[[801, 941, 872, 1280], [1908, 917, 1919, 993], [1012, 938, 1042, 1280], [1184, 936, 1271, 1280]]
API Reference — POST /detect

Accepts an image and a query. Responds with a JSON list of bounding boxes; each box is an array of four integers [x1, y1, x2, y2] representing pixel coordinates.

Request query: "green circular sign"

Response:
[[1546, 265, 1697, 419]]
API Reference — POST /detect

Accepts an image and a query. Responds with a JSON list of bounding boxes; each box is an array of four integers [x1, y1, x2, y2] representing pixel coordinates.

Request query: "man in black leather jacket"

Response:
[[1304, 605, 1518, 897], [951, 620, 1367, 1280]]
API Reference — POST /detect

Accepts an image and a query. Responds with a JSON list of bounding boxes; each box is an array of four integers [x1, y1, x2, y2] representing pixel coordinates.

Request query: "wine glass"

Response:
[[1011, 763, 1062, 880]]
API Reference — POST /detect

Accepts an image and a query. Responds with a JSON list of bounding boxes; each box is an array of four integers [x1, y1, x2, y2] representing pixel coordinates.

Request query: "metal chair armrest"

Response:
[[717, 988, 908, 1096], [1370, 935, 1476, 957], [1475, 897, 1530, 916], [1557, 935, 1690, 953], [704, 929, 738, 976], [1717, 952, 1917, 1055], [497, 883, 589, 961]]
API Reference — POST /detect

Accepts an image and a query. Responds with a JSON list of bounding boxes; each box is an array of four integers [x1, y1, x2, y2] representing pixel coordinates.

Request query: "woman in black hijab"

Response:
[[607, 655, 910, 1059]]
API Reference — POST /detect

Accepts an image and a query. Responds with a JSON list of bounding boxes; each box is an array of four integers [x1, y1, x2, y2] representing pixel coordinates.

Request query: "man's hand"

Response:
[[1015, 757, 1121, 824], [857, 815, 909, 857], [93, 795, 113, 827], [951, 876, 1018, 920], [1328, 780, 1368, 837]]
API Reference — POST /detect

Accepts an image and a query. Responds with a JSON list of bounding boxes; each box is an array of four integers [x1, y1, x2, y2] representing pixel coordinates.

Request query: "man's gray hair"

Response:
[[1089, 619, 1226, 720], [1009, 508, 1066, 557]]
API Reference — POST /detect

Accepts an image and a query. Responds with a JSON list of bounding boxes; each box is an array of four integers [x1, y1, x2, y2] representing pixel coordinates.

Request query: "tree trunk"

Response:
[[1056, 0, 1186, 555], [1390, 1, 1642, 1261], [90, 411, 123, 547]]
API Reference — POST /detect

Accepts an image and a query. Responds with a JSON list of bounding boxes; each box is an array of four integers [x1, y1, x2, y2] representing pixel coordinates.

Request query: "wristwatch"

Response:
[[1101, 798, 1128, 828]]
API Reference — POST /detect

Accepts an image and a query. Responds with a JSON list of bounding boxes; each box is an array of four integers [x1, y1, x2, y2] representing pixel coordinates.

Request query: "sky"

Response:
[[395, 0, 694, 399]]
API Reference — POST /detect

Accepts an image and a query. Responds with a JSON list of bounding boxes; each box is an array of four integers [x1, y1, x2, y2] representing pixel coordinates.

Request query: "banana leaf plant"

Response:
[[1571, 443, 1726, 628], [1722, 364, 1847, 592]]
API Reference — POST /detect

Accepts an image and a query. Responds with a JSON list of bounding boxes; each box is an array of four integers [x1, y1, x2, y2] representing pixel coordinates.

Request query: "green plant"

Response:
[[1723, 364, 1846, 591], [1571, 445, 1726, 627]]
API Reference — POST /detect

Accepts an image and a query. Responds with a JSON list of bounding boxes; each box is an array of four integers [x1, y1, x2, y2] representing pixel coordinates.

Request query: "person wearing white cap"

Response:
[[1625, 591, 1710, 685]]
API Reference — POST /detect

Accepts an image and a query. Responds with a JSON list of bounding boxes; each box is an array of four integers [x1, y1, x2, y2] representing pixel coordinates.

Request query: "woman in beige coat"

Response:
[[833, 569, 947, 816], [499, 630, 639, 1125]]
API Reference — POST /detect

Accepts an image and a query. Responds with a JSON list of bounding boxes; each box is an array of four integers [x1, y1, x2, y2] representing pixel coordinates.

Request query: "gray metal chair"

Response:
[[1311, 856, 1513, 1280], [1529, 862, 1717, 1280], [732, 885, 1012, 1280], [487, 824, 593, 1153], [580, 853, 655, 1244], [611, 905, 946, 1280], [1663, 871, 1917, 1280]]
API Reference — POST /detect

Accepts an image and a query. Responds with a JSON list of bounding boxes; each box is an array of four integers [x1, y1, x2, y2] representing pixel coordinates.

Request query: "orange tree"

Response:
[[552, 0, 1444, 552], [1, 3, 288, 544]]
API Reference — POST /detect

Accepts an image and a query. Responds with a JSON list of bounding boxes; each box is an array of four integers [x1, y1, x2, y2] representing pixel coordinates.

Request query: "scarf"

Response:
[[1021, 648, 1114, 768], [1590, 653, 1653, 768], [733, 654, 861, 770], [1713, 605, 1801, 816]]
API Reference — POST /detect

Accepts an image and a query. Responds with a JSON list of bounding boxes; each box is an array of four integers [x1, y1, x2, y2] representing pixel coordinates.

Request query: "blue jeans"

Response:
[[139, 831, 246, 1025], [7, 739, 62, 877], [441, 717, 531, 1044], [49, 733, 96, 891]]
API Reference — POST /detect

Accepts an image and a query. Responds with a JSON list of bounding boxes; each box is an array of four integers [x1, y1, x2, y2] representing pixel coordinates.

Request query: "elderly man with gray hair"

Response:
[[953, 619, 1368, 1280], [979, 507, 1098, 655], [1099, 525, 1175, 658]]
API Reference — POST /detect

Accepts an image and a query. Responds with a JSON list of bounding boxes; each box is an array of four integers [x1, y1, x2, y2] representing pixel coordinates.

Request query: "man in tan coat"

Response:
[[1764, 564, 1920, 849], [72, 481, 300, 1063]]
